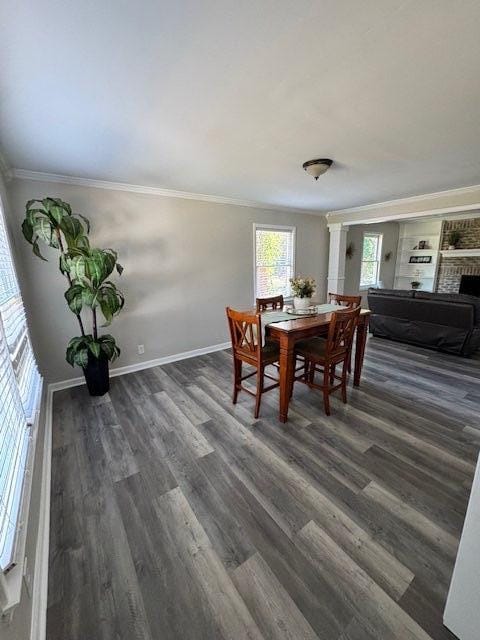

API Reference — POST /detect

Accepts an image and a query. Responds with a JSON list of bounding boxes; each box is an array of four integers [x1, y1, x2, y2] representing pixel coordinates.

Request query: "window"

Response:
[[360, 232, 383, 288], [254, 224, 295, 299], [0, 202, 41, 573]]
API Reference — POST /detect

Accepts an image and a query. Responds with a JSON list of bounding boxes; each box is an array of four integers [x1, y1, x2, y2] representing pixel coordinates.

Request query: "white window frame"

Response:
[[359, 232, 383, 290], [0, 197, 42, 616], [253, 223, 296, 302]]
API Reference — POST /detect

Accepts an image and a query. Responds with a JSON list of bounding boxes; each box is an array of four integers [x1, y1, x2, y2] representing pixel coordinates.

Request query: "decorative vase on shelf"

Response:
[[448, 245, 456, 250], [294, 296, 312, 310]]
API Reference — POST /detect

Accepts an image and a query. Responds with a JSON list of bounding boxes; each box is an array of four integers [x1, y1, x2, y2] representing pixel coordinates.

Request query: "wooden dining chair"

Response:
[[256, 295, 284, 312], [226, 307, 280, 418], [328, 292, 362, 308], [294, 306, 361, 415], [328, 293, 361, 373]]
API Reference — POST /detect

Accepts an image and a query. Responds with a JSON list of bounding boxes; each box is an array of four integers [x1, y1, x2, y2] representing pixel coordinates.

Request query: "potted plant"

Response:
[[447, 229, 462, 250], [411, 280, 421, 290], [21, 198, 124, 395], [290, 276, 316, 310]]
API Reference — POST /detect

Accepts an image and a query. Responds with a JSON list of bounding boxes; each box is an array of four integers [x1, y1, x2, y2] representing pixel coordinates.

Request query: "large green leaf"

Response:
[[32, 241, 47, 261], [66, 333, 120, 367], [33, 217, 56, 247], [21, 219, 34, 243], [64, 284, 85, 313], [96, 282, 124, 325], [66, 248, 121, 287], [66, 335, 91, 367], [59, 216, 84, 241], [48, 205, 64, 225], [99, 334, 120, 361], [76, 214, 90, 234], [74, 348, 89, 368], [89, 341, 101, 358]]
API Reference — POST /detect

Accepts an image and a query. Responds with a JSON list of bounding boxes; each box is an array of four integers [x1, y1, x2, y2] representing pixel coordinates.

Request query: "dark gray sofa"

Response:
[[367, 288, 480, 356]]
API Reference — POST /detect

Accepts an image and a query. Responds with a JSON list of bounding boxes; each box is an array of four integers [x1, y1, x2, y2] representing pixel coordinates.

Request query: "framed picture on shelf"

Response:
[[409, 255, 432, 264], [418, 240, 429, 249]]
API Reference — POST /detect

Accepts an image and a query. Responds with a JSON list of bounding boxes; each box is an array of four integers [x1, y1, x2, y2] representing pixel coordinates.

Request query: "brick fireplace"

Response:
[[436, 218, 480, 293]]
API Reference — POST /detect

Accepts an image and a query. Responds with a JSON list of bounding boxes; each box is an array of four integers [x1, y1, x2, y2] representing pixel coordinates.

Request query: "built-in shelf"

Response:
[[394, 219, 442, 292], [440, 249, 480, 257]]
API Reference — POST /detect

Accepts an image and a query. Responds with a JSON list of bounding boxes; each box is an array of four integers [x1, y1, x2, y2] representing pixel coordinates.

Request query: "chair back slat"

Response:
[[328, 292, 362, 309], [326, 307, 361, 355], [226, 307, 261, 358], [256, 295, 284, 312]]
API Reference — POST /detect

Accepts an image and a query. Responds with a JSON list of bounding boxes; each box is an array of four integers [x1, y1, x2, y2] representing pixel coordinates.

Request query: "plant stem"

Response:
[[92, 307, 98, 341], [55, 228, 86, 337]]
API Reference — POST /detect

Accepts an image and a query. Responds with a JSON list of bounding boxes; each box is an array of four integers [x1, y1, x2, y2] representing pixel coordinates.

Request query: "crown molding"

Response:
[[11, 169, 323, 216], [325, 184, 480, 221], [327, 183, 480, 217]]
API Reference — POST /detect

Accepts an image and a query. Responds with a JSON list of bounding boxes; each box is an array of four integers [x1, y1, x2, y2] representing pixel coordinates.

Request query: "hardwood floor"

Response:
[[47, 337, 480, 640]]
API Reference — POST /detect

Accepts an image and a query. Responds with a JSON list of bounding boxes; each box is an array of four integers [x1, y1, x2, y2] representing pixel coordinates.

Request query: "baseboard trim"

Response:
[[29, 388, 52, 640], [48, 341, 231, 393]]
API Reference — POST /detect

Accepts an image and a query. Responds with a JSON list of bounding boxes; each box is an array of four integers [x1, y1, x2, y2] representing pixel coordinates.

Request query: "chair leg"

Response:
[[323, 363, 331, 416], [330, 364, 336, 385], [289, 359, 295, 400], [232, 357, 242, 404], [308, 361, 315, 385], [341, 360, 348, 404], [303, 357, 309, 382], [254, 366, 264, 419]]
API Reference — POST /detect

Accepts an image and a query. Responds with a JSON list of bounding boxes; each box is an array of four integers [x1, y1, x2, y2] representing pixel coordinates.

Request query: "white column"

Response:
[[327, 223, 349, 294]]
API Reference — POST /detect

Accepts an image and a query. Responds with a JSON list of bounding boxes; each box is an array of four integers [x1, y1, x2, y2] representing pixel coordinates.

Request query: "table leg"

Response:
[[278, 333, 295, 423], [354, 315, 369, 387]]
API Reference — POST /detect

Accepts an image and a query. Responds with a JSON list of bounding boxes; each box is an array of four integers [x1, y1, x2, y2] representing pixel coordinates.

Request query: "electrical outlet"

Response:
[[137, 344, 145, 355]]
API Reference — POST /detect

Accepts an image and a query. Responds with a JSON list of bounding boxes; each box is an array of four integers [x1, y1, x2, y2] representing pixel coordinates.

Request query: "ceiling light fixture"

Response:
[[302, 158, 333, 180]]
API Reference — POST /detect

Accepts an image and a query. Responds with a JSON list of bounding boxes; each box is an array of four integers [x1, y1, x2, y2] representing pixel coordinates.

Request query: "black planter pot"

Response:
[[83, 353, 110, 396]]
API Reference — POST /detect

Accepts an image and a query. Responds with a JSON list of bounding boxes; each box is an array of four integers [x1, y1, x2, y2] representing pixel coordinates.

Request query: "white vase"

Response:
[[448, 245, 456, 250], [293, 296, 312, 310]]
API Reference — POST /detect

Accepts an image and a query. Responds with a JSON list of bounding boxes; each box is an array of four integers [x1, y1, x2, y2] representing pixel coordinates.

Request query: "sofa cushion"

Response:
[[368, 295, 474, 329], [368, 288, 415, 298], [369, 316, 470, 354], [414, 291, 480, 323]]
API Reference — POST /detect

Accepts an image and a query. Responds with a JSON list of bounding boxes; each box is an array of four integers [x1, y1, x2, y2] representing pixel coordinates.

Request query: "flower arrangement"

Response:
[[290, 276, 316, 299]]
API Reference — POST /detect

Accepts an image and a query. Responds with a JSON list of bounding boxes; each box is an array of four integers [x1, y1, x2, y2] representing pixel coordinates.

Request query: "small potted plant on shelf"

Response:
[[21, 197, 124, 396], [447, 229, 462, 250], [411, 280, 421, 290], [290, 276, 316, 310]]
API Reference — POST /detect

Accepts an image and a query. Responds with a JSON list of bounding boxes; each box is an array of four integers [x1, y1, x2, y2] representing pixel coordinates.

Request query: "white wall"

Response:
[[343, 222, 399, 305], [7, 178, 328, 383], [444, 455, 480, 640]]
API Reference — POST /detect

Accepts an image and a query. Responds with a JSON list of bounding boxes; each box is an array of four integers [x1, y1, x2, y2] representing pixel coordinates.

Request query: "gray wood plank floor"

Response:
[[47, 337, 480, 640]]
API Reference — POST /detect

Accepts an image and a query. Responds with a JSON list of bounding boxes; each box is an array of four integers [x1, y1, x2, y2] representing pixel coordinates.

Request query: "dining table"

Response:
[[251, 303, 371, 423]]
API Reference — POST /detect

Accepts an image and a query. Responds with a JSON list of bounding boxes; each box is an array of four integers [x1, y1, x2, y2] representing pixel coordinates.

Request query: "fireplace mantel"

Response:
[[440, 248, 480, 257]]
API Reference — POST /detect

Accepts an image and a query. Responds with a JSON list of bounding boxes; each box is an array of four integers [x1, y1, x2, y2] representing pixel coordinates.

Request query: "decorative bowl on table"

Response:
[[286, 306, 318, 316]]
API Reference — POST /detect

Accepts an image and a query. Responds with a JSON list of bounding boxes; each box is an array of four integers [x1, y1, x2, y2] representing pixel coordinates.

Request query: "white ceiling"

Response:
[[1, 0, 480, 212]]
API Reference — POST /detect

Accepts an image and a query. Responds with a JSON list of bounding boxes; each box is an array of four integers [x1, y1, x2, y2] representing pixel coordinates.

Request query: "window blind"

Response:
[[0, 203, 40, 572], [255, 226, 295, 299]]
